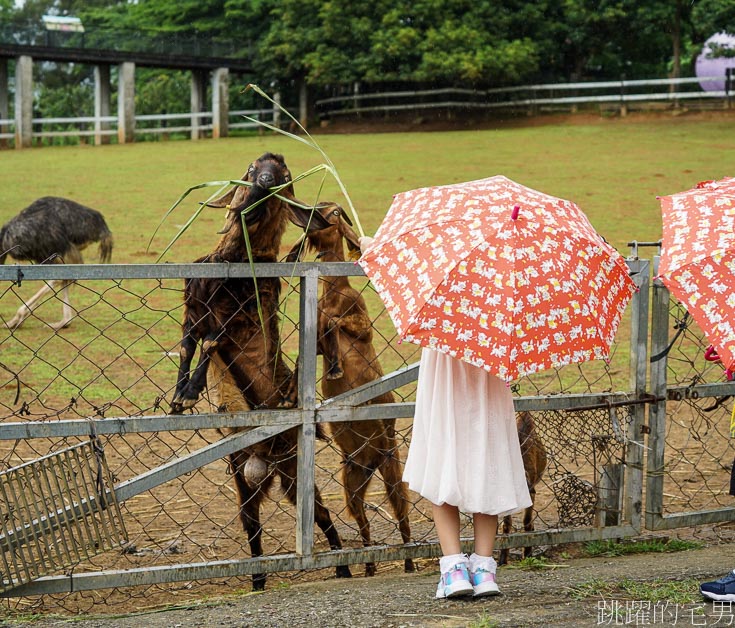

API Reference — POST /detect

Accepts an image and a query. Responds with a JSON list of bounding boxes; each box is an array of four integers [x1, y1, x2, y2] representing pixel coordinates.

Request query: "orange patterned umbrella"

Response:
[[359, 175, 636, 382], [658, 176, 735, 374]]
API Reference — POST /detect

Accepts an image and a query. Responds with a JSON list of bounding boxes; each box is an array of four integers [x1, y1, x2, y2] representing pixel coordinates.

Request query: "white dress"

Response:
[[403, 348, 532, 516]]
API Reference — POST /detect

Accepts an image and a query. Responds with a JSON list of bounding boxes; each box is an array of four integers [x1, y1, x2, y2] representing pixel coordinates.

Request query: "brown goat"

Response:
[[169, 153, 349, 590], [287, 202, 414, 577], [499, 411, 547, 565]]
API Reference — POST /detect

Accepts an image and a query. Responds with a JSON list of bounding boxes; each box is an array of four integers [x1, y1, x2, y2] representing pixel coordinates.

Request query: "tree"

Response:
[[691, 0, 735, 40]]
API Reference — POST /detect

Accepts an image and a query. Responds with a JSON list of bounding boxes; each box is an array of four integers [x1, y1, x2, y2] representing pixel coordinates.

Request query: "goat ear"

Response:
[[288, 204, 331, 232], [341, 220, 362, 260], [340, 210, 354, 227], [204, 187, 237, 209]]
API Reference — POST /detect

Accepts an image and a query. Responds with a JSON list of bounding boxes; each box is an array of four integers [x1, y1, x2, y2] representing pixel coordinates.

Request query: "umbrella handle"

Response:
[[705, 345, 721, 363], [704, 344, 735, 381]]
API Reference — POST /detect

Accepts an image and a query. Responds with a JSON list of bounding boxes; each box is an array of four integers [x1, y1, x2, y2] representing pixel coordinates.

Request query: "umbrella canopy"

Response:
[[658, 176, 735, 373], [359, 175, 636, 382]]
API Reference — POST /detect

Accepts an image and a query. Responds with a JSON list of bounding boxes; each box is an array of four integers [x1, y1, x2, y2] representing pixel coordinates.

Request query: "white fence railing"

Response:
[[1, 75, 732, 147], [1, 107, 282, 146], [316, 75, 734, 117]]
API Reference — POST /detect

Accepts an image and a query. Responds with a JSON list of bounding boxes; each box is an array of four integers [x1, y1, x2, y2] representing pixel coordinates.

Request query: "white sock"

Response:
[[439, 553, 468, 572], [469, 553, 497, 573]]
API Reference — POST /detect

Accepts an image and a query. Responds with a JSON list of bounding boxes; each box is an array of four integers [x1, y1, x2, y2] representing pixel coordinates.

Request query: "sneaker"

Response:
[[470, 554, 501, 597], [435, 556, 473, 599], [701, 570, 735, 602]]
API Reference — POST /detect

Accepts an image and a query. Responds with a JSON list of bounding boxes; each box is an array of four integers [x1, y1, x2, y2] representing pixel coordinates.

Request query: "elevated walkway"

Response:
[[0, 21, 255, 147]]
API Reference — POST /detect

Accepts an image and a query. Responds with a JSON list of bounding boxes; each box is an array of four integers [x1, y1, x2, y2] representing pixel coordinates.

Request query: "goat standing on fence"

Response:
[[0, 197, 113, 329], [169, 153, 350, 590], [498, 411, 547, 565], [287, 202, 414, 577]]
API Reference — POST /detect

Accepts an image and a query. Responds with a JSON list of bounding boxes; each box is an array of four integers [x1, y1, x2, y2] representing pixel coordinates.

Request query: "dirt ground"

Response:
[[7, 538, 735, 628]]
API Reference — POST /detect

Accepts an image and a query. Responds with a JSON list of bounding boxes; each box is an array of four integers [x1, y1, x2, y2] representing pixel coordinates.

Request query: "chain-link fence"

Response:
[[646, 260, 735, 532], [1, 257, 709, 617]]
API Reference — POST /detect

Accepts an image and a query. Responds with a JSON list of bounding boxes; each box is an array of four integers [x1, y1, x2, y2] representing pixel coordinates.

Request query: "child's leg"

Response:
[[433, 502, 462, 555], [473, 513, 498, 556], [433, 502, 472, 598], [470, 513, 501, 597]]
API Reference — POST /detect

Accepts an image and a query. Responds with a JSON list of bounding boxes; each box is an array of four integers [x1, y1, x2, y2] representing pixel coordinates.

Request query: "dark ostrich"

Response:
[[0, 196, 113, 329]]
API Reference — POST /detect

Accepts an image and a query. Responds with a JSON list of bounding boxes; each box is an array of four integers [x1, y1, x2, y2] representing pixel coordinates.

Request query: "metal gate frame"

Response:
[[0, 258, 651, 597], [646, 256, 735, 531]]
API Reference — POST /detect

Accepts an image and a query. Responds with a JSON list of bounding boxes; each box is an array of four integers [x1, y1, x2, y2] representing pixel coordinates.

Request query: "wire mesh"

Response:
[[0, 266, 642, 615], [657, 300, 735, 515]]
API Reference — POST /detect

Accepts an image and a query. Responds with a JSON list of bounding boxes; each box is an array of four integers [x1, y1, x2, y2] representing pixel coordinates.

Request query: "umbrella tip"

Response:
[[511, 205, 521, 220]]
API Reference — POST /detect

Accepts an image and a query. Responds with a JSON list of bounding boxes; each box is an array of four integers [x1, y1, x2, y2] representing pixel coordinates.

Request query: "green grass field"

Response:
[[1, 114, 733, 258], [0, 114, 733, 414]]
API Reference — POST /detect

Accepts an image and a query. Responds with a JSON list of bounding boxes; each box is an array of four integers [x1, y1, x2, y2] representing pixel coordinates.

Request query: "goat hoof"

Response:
[[252, 574, 266, 591], [276, 396, 297, 409], [172, 395, 197, 411], [404, 558, 415, 573], [336, 565, 352, 579]]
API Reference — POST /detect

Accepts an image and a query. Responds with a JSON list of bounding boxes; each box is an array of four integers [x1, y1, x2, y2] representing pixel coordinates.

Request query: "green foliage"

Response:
[[568, 576, 701, 604], [468, 611, 500, 628], [584, 538, 704, 558], [3, 0, 728, 122], [692, 0, 735, 40], [135, 69, 190, 116], [0, 0, 13, 18], [618, 578, 703, 605]]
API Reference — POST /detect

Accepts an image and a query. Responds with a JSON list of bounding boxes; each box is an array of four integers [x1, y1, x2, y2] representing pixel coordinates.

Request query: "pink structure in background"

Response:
[[696, 32, 735, 92]]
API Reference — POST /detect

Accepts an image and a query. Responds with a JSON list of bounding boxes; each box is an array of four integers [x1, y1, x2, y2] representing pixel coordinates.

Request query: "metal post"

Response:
[[296, 269, 319, 557], [624, 258, 650, 531], [646, 258, 670, 530], [726, 68, 733, 110]]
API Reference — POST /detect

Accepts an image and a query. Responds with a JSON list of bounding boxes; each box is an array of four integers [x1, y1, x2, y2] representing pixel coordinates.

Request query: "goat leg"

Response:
[[170, 329, 198, 413], [342, 457, 376, 576], [329, 310, 372, 341], [322, 319, 344, 380], [522, 488, 536, 559], [230, 450, 270, 591], [498, 515, 512, 565], [378, 443, 415, 573], [277, 458, 352, 580], [172, 332, 219, 412]]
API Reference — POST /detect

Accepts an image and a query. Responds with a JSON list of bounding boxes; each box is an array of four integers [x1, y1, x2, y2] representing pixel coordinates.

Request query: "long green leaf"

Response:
[[246, 84, 365, 238], [152, 180, 255, 262]]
